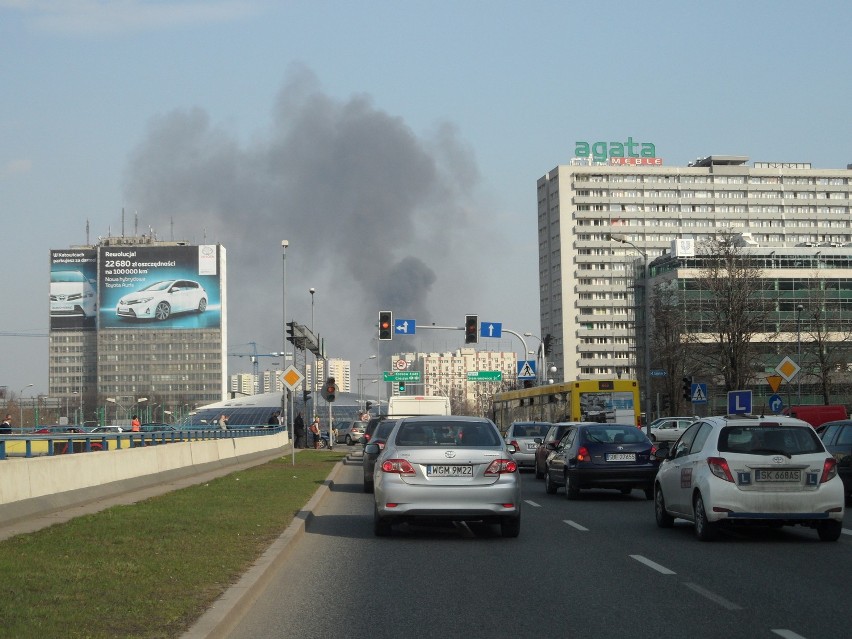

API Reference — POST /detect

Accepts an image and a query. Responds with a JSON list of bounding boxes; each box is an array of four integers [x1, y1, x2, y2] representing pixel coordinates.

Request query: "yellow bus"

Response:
[[491, 380, 641, 433]]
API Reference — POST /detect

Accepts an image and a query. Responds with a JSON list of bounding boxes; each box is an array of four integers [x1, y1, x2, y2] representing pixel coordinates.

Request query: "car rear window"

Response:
[[374, 421, 396, 440], [396, 420, 501, 447], [582, 425, 646, 444], [718, 426, 823, 455], [511, 423, 550, 438]]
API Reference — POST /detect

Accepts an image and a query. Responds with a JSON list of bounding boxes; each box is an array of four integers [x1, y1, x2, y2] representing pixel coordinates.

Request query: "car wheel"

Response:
[[346, 435, 353, 445], [655, 485, 675, 528], [693, 493, 718, 541], [544, 469, 557, 495], [155, 301, 171, 321], [500, 517, 521, 538], [565, 472, 580, 500], [374, 504, 392, 537], [197, 298, 207, 312], [817, 519, 842, 542]]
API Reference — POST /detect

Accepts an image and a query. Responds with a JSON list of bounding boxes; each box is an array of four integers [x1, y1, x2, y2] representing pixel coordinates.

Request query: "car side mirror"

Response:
[[364, 443, 379, 455]]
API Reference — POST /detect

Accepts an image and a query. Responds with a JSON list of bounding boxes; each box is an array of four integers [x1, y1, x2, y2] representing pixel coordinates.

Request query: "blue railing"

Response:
[[0, 425, 283, 460]]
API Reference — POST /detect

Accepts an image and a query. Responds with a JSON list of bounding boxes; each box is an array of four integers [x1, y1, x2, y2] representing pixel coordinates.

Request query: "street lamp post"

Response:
[[282, 240, 293, 464], [359, 355, 377, 405], [524, 333, 545, 384], [610, 233, 652, 434], [309, 288, 316, 419], [18, 383, 33, 433], [105, 397, 126, 423], [796, 304, 804, 403]]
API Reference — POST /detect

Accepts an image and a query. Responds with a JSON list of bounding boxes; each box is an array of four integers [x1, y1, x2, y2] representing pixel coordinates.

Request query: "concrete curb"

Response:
[[181, 455, 349, 639]]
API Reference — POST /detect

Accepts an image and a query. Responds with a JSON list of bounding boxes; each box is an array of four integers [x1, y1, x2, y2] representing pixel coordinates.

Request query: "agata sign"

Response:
[[575, 137, 656, 162]]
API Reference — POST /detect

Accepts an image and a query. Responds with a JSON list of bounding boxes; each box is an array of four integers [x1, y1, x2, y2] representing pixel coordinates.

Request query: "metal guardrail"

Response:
[[0, 426, 282, 460]]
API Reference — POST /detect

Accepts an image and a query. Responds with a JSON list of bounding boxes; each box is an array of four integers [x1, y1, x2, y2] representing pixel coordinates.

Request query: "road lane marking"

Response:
[[629, 554, 675, 575], [683, 582, 742, 610], [563, 520, 589, 531], [841, 528, 852, 536], [524, 500, 541, 507], [771, 631, 808, 639]]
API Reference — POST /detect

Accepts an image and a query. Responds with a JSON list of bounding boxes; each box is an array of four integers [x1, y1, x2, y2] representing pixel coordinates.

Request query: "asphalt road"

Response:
[[226, 455, 852, 639]]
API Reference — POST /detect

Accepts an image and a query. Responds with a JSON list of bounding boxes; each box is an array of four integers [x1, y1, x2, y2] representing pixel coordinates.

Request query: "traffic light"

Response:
[[398, 382, 406, 393], [464, 314, 478, 344], [366, 401, 373, 412], [325, 377, 337, 402], [379, 311, 393, 340], [682, 376, 693, 402], [286, 321, 295, 345], [303, 389, 311, 403]]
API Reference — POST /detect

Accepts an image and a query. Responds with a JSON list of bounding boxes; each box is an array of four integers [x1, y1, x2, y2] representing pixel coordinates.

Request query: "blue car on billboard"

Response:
[[116, 279, 208, 321]]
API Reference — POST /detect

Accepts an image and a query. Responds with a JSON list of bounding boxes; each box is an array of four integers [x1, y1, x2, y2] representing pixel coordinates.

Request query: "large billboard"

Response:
[[50, 249, 98, 330], [98, 245, 222, 329]]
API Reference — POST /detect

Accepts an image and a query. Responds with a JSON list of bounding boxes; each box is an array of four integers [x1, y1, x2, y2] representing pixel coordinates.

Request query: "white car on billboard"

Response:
[[50, 270, 97, 318], [116, 279, 208, 321]]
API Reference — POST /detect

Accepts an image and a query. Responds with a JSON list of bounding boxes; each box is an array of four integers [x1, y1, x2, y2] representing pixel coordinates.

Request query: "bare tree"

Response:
[[799, 276, 852, 405], [649, 279, 688, 414], [688, 233, 776, 393]]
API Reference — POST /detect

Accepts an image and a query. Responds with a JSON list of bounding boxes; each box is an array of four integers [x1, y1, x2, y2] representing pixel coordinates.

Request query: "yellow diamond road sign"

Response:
[[281, 365, 304, 390], [775, 357, 800, 382]]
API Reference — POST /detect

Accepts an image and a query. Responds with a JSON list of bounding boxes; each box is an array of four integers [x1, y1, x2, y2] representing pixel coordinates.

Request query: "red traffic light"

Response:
[[379, 310, 393, 340], [464, 314, 478, 344]]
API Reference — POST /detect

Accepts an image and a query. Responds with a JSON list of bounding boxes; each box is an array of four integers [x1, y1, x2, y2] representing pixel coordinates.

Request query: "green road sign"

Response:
[[382, 370, 422, 382], [466, 371, 503, 382]]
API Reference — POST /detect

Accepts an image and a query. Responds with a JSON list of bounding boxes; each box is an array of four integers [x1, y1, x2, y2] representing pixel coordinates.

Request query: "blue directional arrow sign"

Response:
[[480, 321, 502, 338], [768, 394, 784, 414], [517, 360, 536, 380], [394, 319, 415, 335]]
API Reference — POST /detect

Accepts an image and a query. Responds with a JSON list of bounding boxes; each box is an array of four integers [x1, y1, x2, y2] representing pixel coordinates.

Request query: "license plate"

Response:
[[427, 465, 472, 477], [526, 443, 538, 450], [53, 303, 73, 311], [755, 469, 801, 482], [606, 453, 636, 462]]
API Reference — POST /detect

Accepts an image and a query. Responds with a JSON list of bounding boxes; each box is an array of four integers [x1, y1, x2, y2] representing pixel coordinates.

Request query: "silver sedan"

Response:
[[369, 415, 522, 537]]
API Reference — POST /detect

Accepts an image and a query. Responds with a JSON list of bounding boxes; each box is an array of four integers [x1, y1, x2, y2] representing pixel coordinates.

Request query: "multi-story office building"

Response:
[[49, 236, 227, 423], [537, 154, 852, 399]]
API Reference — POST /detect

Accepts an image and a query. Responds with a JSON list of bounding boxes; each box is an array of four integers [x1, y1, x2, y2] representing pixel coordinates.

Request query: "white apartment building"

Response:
[[391, 348, 518, 410], [538, 154, 852, 390], [306, 358, 352, 393]]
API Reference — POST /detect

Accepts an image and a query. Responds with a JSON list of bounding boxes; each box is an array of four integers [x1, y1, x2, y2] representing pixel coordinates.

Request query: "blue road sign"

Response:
[[480, 321, 502, 338], [394, 319, 415, 335], [650, 369, 667, 377], [768, 394, 784, 414], [728, 390, 752, 415], [517, 360, 536, 380], [691, 383, 708, 404]]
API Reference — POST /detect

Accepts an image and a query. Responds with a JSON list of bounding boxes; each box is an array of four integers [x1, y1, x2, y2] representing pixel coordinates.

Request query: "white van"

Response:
[[387, 395, 451, 417]]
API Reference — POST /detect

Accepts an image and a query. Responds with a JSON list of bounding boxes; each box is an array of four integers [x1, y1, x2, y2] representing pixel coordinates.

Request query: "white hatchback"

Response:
[[654, 415, 844, 541]]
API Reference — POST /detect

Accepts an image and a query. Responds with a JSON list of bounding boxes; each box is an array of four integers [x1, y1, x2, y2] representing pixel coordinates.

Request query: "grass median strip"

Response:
[[0, 450, 346, 639]]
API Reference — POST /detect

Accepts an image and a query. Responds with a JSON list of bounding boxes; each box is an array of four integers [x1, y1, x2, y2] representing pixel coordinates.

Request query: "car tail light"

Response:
[[485, 459, 518, 475], [650, 445, 658, 458], [707, 457, 734, 482], [364, 434, 371, 442], [820, 457, 838, 483], [509, 440, 521, 450], [577, 446, 590, 462], [381, 459, 415, 476]]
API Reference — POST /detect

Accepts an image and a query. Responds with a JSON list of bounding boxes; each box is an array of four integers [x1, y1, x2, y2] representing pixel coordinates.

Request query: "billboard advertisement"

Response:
[[98, 245, 222, 329], [50, 249, 98, 330]]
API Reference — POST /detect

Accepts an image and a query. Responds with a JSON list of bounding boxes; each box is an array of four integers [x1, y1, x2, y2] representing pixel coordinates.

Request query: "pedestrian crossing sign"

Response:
[[517, 360, 536, 380], [691, 383, 707, 404]]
